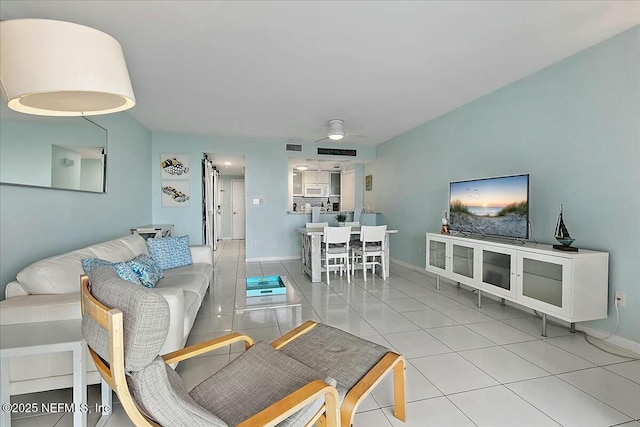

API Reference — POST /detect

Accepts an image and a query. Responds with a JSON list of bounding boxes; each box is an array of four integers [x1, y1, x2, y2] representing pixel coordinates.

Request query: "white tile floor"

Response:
[[9, 239, 640, 427]]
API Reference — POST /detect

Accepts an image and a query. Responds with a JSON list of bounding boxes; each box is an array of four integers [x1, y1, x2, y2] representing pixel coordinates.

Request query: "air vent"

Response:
[[317, 148, 357, 157], [286, 143, 303, 152]]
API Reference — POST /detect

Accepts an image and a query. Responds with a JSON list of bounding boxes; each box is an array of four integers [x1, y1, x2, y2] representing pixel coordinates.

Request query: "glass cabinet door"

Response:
[[521, 258, 563, 307], [518, 253, 570, 315], [481, 248, 516, 297], [451, 243, 475, 279], [428, 239, 447, 271]]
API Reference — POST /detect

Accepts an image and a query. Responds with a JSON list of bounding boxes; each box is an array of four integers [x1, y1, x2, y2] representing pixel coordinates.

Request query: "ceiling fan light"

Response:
[[0, 19, 135, 116], [328, 132, 344, 140], [296, 165, 309, 171]]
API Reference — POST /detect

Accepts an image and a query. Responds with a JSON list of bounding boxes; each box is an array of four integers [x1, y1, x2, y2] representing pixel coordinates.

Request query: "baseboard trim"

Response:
[[245, 255, 300, 262], [390, 257, 426, 273], [389, 258, 639, 356], [575, 324, 640, 356]]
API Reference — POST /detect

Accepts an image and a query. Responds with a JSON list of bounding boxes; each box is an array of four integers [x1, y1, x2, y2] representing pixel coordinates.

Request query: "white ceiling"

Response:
[[207, 153, 245, 177], [1, 1, 638, 146]]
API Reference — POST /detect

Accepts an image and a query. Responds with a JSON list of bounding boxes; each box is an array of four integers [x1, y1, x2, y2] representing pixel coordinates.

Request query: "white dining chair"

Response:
[[322, 226, 352, 285], [306, 222, 329, 228], [351, 225, 387, 282]]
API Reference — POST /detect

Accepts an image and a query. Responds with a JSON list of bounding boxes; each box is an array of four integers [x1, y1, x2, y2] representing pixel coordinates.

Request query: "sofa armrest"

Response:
[[152, 287, 186, 354], [5, 281, 29, 298], [0, 293, 82, 325], [190, 245, 213, 265]]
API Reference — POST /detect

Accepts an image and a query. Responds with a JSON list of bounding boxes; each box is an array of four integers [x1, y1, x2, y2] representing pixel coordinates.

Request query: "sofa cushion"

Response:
[[89, 238, 137, 263], [147, 236, 193, 270], [17, 247, 97, 295], [119, 234, 150, 258], [155, 274, 208, 305]]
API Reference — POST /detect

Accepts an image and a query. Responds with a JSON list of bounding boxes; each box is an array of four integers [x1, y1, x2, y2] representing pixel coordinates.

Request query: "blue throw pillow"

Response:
[[128, 254, 164, 288], [147, 236, 193, 270], [82, 258, 113, 275], [83, 258, 142, 285], [112, 262, 143, 285]]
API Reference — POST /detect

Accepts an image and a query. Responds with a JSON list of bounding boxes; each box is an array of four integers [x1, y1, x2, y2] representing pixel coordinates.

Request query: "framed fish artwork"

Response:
[[161, 180, 191, 207], [160, 153, 190, 180]]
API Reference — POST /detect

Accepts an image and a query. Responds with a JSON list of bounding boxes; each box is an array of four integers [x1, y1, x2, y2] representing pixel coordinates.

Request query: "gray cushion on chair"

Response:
[[190, 341, 337, 427], [82, 266, 170, 372], [279, 324, 390, 399], [127, 357, 228, 427]]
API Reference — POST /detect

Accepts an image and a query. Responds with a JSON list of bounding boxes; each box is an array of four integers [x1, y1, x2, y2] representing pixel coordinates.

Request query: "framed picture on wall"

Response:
[[160, 153, 190, 180], [365, 175, 372, 191], [161, 180, 191, 207]]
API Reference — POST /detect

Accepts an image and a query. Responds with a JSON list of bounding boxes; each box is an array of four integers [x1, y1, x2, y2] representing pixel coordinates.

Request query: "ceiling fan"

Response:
[[314, 119, 366, 143]]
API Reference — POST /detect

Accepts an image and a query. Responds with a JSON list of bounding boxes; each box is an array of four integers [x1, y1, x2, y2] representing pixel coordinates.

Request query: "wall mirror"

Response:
[[0, 104, 107, 193]]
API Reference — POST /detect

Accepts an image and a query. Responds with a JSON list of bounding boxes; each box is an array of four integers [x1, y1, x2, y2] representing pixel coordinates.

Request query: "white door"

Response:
[[232, 180, 245, 239]]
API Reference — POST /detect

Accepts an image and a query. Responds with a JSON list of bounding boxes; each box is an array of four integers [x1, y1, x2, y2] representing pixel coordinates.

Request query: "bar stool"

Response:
[[351, 225, 387, 281], [322, 226, 352, 285]]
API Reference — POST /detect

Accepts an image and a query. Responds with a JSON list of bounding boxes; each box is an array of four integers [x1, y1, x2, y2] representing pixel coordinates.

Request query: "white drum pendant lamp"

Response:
[[0, 19, 136, 116]]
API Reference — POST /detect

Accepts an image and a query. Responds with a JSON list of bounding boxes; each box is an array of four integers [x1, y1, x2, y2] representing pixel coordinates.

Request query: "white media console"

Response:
[[425, 233, 609, 336]]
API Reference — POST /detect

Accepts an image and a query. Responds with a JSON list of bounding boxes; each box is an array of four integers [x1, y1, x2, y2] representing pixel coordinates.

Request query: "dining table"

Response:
[[296, 226, 398, 283]]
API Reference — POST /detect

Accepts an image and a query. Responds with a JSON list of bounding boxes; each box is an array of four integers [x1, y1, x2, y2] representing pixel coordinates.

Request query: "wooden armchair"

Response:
[[80, 268, 339, 427]]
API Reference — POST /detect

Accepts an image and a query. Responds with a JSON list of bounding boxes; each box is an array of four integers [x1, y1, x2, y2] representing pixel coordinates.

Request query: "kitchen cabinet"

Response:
[[303, 170, 330, 185], [330, 172, 341, 196], [292, 170, 303, 196], [425, 233, 608, 335]]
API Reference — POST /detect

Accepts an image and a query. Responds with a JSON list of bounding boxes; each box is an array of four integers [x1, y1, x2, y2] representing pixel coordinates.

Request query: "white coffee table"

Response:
[[0, 319, 111, 427]]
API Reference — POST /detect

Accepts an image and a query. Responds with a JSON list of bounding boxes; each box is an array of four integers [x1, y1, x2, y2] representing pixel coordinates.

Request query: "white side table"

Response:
[[0, 319, 111, 427], [131, 224, 174, 239]]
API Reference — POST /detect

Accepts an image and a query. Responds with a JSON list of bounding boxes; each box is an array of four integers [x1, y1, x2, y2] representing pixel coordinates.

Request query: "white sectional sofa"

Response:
[[0, 234, 213, 395]]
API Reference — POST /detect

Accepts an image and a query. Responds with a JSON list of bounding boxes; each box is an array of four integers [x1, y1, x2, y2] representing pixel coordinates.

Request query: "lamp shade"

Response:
[[0, 19, 135, 116]]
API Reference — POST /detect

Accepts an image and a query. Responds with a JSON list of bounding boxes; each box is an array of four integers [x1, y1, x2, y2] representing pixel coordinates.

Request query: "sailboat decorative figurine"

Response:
[[553, 204, 578, 252]]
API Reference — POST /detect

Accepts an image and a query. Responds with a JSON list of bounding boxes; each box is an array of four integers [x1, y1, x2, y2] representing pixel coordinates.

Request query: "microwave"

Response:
[[304, 184, 328, 197]]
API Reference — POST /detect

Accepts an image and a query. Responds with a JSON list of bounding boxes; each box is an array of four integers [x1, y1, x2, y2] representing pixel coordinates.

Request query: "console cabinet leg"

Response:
[[541, 313, 547, 337], [501, 298, 505, 306], [570, 322, 576, 333], [477, 290, 482, 308]]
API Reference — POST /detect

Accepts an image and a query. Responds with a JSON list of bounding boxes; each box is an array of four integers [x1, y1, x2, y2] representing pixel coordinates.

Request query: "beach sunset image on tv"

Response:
[[449, 174, 529, 239]]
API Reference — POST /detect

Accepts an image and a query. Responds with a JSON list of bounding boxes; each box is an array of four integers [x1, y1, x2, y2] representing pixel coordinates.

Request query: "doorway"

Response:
[[232, 180, 245, 239], [202, 153, 245, 245]]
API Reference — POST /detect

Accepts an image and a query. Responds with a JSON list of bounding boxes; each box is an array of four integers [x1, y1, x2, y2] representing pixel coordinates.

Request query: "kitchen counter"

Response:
[[286, 211, 383, 225], [287, 210, 381, 214]]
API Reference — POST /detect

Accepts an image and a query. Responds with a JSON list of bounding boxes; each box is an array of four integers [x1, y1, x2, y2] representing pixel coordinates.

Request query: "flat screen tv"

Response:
[[449, 174, 529, 239]]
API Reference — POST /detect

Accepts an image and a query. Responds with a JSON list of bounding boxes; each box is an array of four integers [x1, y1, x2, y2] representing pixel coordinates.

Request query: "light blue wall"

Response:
[[0, 112, 153, 297], [365, 27, 639, 342], [151, 133, 375, 260]]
